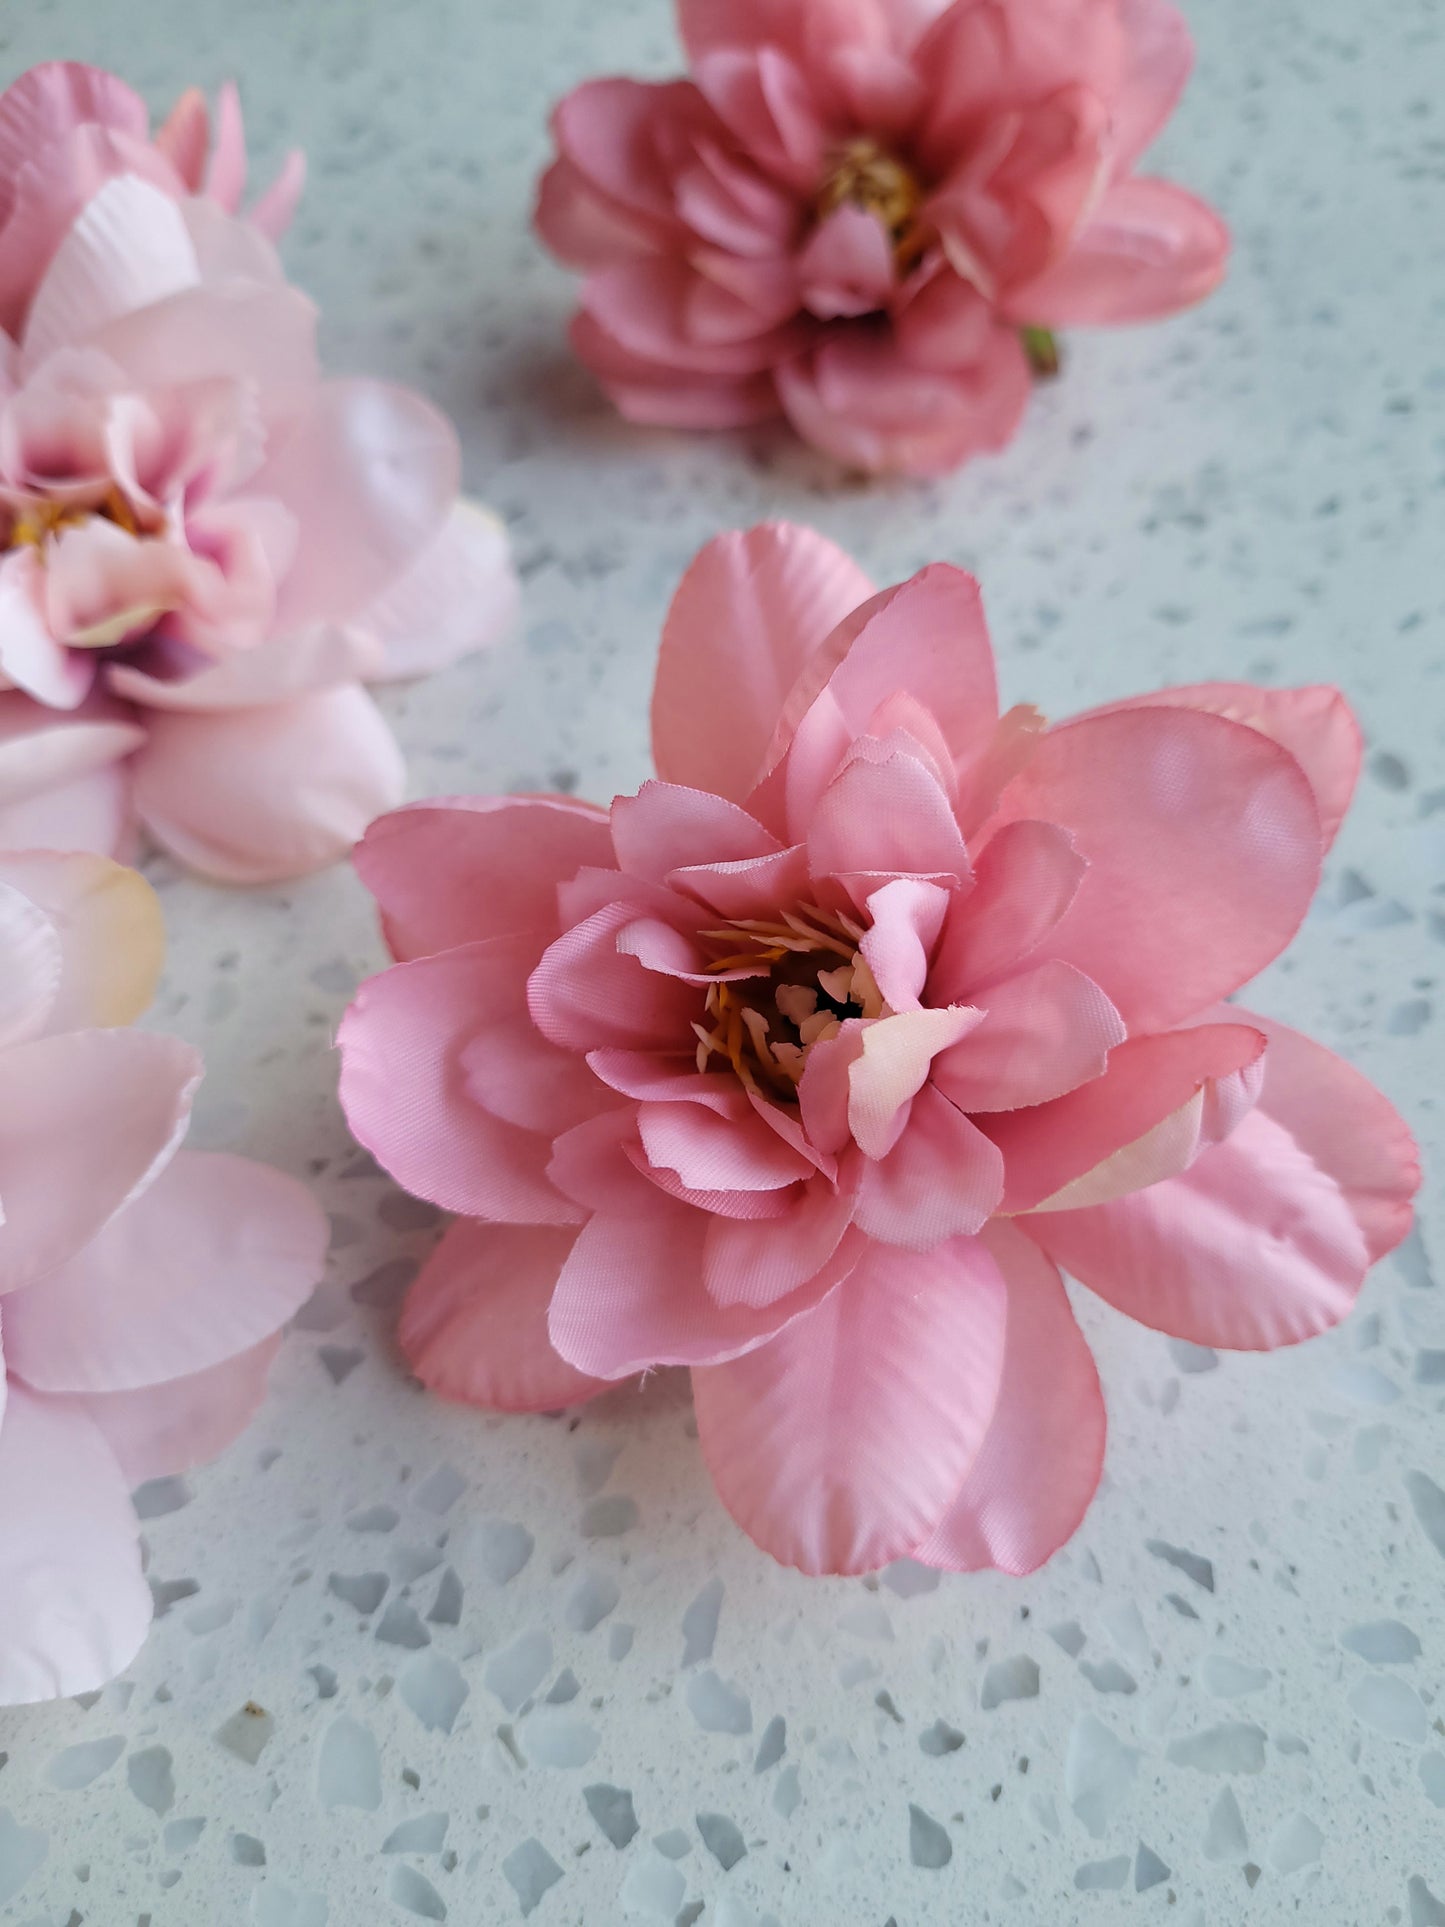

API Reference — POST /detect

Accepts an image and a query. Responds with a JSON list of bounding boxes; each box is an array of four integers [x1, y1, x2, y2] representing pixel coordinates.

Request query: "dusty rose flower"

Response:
[[536, 0, 1229, 474], [0, 850, 326, 1703], [0, 69, 517, 881], [338, 523, 1417, 1576]]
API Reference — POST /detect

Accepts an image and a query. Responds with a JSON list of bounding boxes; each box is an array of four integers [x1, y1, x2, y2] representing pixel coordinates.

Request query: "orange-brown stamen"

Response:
[[694, 903, 884, 1103], [816, 138, 929, 271]]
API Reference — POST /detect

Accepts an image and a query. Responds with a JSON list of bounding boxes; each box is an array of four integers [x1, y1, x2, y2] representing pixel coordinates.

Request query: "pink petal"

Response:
[[132, 685, 405, 884], [154, 85, 209, 190], [1003, 176, 1228, 326], [929, 819, 1085, 997], [197, 79, 244, 207], [338, 940, 584, 1226], [247, 148, 306, 239], [528, 898, 700, 1054], [0, 1028, 199, 1295], [774, 316, 1032, 477], [987, 1021, 1265, 1214], [549, 1186, 852, 1377], [398, 1219, 609, 1413], [79, 1335, 282, 1485], [552, 77, 707, 233], [107, 621, 383, 713], [3, 1151, 323, 1392], [612, 781, 781, 881], [90, 280, 318, 394], [858, 877, 951, 1010], [572, 312, 781, 428], [990, 706, 1322, 1032], [0, 850, 164, 1032], [652, 522, 873, 804], [356, 795, 611, 962], [0, 62, 147, 225], [1112, 0, 1195, 175], [534, 156, 662, 269], [854, 1082, 1005, 1246], [1023, 1108, 1373, 1351], [666, 842, 812, 920], [0, 758, 133, 859], [0, 688, 143, 795], [638, 1094, 814, 1192], [1077, 682, 1361, 852], [912, 1221, 1104, 1574], [848, 1006, 983, 1158], [0, 877, 62, 1046], [258, 380, 459, 631], [582, 255, 804, 375], [807, 743, 971, 891], [762, 561, 1000, 822], [1230, 1006, 1420, 1267], [0, 1385, 151, 1704], [0, 551, 93, 708], [692, 1230, 1008, 1574], [360, 500, 520, 681], [932, 960, 1126, 1112], [21, 175, 198, 371], [796, 204, 896, 319], [702, 1180, 858, 1308]]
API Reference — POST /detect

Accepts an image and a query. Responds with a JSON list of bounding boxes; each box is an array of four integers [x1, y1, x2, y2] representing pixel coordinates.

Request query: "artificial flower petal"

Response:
[[79, 1336, 282, 1485], [0, 851, 163, 1032]]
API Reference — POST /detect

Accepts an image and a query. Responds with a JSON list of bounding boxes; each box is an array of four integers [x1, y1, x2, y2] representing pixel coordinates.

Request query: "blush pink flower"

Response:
[[0, 849, 326, 1703], [0, 73, 518, 882], [339, 523, 1418, 1577], [536, 0, 1229, 474]]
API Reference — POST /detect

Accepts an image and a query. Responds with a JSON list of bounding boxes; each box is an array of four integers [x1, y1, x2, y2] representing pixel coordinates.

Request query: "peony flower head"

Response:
[[536, 0, 1229, 475], [340, 523, 1419, 1578], [0, 67, 518, 882], [0, 849, 326, 1703]]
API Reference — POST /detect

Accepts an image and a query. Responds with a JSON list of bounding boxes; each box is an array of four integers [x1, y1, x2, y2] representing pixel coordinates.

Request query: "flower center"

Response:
[[693, 903, 884, 1103], [816, 138, 927, 269], [2, 486, 144, 556]]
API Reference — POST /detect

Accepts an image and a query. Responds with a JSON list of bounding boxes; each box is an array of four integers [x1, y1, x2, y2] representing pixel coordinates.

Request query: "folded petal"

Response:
[[774, 322, 1031, 478], [1003, 176, 1228, 326], [990, 706, 1322, 1031], [808, 744, 971, 891], [3, 1151, 323, 1392], [848, 1006, 983, 1158], [1077, 682, 1361, 852], [930, 819, 1086, 996], [0, 65, 147, 223], [692, 1231, 1008, 1574], [356, 796, 611, 961], [638, 1093, 814, 1192], [258, 380, 459, 630], [612, 781, 781, 881], [0, 1028, 199, 1295], [0, 549, 93, 707], [0, 757, 132, 859], [858, 877, 951, 1010], [1023, 1103, 1381, 1349], [0, 1385, 151, 1704], [79, 1335, 282, 1484], [360, 499, 520, 681], [703, 1179, 858, 1308], [132, 685, 405, 884], [932, 960, 1125, 1112], [528, 898, 699, 1054], [1230, 1007, 1419, 1267], [912, 1221, 1104, 1574], [339, 940, 583, 1226], [988, 1021, 1265, 1214], [651, 522, 873, 803], [398, 1219, 610, 1413], [854, 1082, 1005, 1246], [0, 851, 164, 1031]]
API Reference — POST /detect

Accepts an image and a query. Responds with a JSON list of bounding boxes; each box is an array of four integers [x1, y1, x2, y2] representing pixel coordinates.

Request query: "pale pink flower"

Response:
[[0, 850, 326, 1703], [536, 0, 1229, 475], [339, 523, 1418, 1577], [0, 71, 518, 882]]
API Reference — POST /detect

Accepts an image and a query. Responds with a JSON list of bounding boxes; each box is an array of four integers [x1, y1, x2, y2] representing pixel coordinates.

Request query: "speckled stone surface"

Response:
[[2, 1, 1443, 1921]]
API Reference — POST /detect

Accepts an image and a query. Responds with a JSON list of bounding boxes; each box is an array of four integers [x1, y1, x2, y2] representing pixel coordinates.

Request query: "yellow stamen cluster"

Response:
[[694, 904, 885, 1103], [4, 485, 144, 554], [816, 138, 928, 271]]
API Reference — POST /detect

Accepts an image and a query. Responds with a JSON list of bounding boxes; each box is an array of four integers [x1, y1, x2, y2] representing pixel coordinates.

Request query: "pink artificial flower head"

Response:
[[0, 849, 326, 1703], [339, 523, 1419, 1578], [0, 61, 304, 343], [0, 158, 517, 879], [536, 0, 1229, 475]]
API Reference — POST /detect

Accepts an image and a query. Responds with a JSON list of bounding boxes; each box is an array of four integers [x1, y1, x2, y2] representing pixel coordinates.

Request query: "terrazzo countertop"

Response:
[[2, 1, 1443, 1922]]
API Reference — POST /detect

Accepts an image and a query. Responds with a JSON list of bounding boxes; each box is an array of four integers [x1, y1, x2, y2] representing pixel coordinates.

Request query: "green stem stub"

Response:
[[1021, 326, 1061, 378]]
